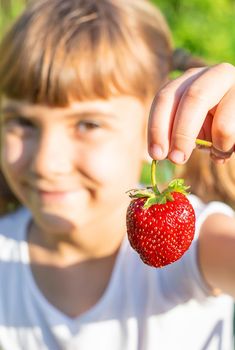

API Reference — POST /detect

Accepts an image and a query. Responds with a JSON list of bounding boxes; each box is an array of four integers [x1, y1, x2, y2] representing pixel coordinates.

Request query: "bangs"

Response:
[[0, 0, 172, 106]]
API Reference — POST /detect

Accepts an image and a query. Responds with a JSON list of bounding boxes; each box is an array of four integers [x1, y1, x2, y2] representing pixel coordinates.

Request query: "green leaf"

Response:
[[143, 197, 160, 208], [167, 178, 190, 194], [127, 188, 154, 199], [165, 192, 174, 201]]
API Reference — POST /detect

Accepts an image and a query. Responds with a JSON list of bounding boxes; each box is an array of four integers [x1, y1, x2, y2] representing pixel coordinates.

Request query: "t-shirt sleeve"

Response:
[[156, 195, 235, 303]]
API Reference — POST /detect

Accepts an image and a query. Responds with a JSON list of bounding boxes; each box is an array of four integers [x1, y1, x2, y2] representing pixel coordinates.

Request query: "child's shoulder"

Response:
[[188, 194, 234, 224]]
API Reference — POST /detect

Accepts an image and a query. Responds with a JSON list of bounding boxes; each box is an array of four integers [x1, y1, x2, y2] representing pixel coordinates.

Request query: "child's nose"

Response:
[[30, 129, 74, 177]]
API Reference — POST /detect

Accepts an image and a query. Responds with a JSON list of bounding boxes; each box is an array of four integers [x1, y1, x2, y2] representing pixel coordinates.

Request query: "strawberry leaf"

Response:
[[167, 178, 190, 195], [143, 196, 161, 208], [165, 192, 174, 201], [127, 188, 154, 199]]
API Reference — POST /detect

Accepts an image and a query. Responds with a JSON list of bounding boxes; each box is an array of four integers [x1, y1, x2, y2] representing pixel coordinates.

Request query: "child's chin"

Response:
[[33, 208, 85, 233]]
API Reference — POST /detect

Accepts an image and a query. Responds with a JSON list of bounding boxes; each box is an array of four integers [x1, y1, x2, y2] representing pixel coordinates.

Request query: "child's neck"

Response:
[[28, 236, 120, 318], [27, 206, 127, 265], [27, 209, 126, 318]]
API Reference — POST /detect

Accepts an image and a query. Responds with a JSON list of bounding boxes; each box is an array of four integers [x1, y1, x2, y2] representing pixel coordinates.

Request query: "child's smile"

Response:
[[33, 188, 82, 203]]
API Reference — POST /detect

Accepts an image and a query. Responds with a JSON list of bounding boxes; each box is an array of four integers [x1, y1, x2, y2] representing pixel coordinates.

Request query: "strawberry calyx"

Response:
[[127, 160, 190, 209], [127, 178, 190, 208]]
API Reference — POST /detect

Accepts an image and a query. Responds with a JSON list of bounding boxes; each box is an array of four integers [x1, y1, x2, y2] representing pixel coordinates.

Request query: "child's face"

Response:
[[1, 96, 148, 233]]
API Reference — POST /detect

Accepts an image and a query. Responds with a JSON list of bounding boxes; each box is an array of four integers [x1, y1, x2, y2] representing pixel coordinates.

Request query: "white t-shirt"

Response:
[[0, 195, 234, 350]]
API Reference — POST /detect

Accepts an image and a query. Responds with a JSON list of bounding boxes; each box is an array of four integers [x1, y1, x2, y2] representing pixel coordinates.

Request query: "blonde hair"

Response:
[[179, 150, 235, 210], [0, 0, 173, 214], [0, 0, 173, 105]]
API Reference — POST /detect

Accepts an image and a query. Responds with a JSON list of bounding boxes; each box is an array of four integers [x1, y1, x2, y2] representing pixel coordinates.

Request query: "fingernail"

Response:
[[151, 144, 164, 159], [169, 149, 186, 164]]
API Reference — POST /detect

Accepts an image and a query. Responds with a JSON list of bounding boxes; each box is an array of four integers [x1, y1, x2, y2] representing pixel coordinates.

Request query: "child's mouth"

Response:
[[35, 188, 81, 203]]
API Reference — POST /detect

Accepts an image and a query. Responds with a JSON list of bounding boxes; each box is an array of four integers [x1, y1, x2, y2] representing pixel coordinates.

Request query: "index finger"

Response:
[[169, 63, 235, 163], [148, 67, 206, 161]]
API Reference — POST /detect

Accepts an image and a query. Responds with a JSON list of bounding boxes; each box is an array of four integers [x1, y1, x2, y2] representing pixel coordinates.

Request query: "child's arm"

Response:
[[148, 63, 235, 297], [199, 213, 235, 298], [148, 63, 235, 164]]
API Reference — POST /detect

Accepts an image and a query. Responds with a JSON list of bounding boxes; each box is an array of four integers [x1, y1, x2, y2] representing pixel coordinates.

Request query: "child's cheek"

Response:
[[85, 145, 137, 186], [81, 145, 119, 183]]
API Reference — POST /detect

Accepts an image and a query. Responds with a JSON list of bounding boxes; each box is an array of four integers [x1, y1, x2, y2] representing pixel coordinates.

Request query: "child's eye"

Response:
[[76, 120, 100, 133], [3, 116, 36, 136], [12, 116, 34, 127]]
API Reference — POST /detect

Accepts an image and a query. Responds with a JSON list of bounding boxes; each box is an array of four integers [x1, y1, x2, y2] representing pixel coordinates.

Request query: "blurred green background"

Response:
[[1, 0, 235, 345], [155, 0, 235, 65]]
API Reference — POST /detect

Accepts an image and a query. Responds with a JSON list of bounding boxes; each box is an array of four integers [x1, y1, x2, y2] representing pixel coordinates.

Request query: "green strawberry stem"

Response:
[[127, 159, 190, 207], [195, 138, 213, 148], [151, 160, 160, 195], [150, 138, 210, 196]]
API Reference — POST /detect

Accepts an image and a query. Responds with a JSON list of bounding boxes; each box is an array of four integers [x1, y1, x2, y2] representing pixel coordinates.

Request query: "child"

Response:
[[0, 1, 234, 350]]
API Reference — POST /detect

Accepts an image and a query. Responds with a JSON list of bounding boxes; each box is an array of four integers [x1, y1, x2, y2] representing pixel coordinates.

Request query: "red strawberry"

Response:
[[126, 161, 195, 268]]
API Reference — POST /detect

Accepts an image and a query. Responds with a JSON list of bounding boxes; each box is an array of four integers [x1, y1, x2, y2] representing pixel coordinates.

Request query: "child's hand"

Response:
[[148, 63, 235, 164]]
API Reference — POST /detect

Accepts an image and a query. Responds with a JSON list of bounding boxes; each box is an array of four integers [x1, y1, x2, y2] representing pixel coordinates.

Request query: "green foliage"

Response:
[[152, 0, 235, 64], [0, 1, 25, 37]]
